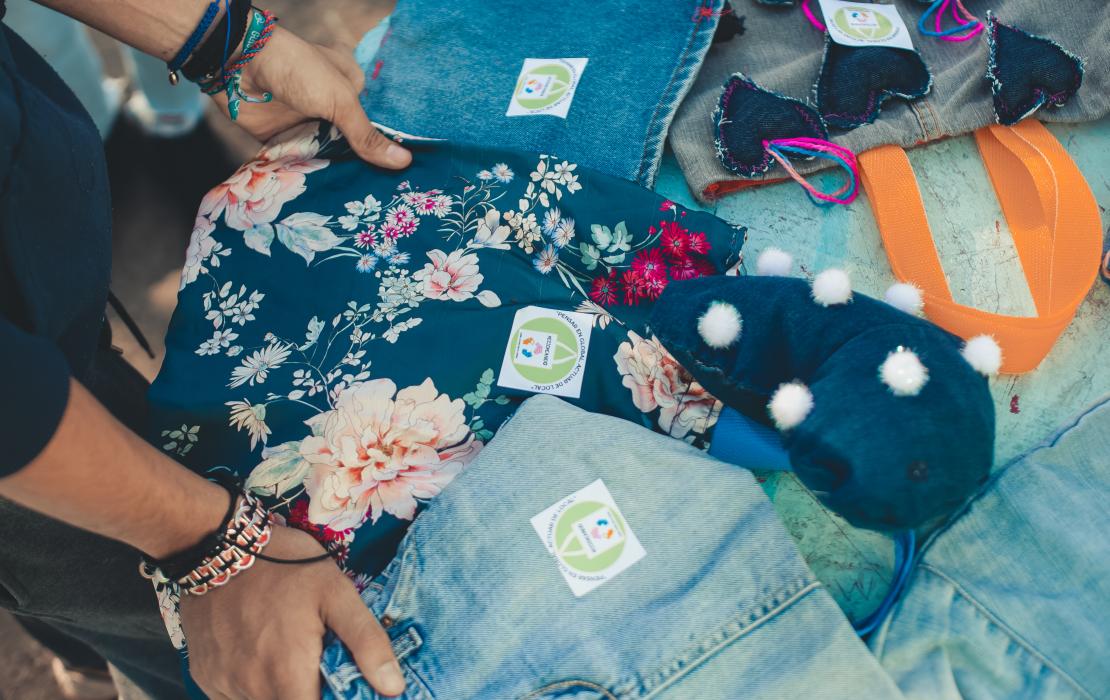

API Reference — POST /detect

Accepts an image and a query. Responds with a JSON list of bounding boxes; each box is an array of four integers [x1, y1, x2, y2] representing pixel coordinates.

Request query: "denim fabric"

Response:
[[986, 13, 1084, 126], [358, 0, 724, 187], [871, 398, 1110, 699], [320, 395, 903, 700], [647, 275, 994, 531], [714, 74, 828, 177], [670, 0, 1110, 200], [816, 41, 932, 131]]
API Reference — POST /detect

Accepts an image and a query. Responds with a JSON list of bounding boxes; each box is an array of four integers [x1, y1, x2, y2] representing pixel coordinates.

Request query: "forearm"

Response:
[[0, 378, 227, 559], [33, 0, 222, 60]]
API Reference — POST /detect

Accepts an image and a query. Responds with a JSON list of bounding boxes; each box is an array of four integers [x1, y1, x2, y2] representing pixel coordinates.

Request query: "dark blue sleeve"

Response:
[[0, 319, 72, 474], [0, 43, 72, 476]]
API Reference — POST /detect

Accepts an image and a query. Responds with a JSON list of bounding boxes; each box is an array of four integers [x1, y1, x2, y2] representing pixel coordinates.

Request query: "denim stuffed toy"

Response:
[[647, 265, 997, 530]]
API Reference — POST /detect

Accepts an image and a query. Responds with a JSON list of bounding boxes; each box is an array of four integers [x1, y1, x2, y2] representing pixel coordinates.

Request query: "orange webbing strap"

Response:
[[858, 120, 1101, 374]]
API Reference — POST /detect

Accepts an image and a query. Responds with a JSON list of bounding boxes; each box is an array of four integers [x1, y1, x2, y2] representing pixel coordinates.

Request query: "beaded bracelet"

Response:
[[200, 8, 279, 121], [140, 477, 337, 597]]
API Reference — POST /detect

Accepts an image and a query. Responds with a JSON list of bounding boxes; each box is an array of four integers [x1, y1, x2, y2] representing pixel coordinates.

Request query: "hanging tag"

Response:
[[817, 0, 915, 50]]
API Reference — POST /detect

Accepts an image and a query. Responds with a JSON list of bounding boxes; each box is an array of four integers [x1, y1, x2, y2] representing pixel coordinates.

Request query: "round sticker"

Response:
[[513, 62, 574, 110], [510, 316, 580, 384], [833, 6, 895, 41], [553, 500, 628, 574]]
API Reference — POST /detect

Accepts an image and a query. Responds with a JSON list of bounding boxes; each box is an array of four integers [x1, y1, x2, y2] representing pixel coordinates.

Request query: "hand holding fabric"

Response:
[[218, 26, 412, 170], [179, 524, 406, 699]]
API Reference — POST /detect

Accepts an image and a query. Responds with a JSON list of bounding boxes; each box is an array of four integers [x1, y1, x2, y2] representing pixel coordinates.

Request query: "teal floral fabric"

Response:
[[150, 122, 745, 588]]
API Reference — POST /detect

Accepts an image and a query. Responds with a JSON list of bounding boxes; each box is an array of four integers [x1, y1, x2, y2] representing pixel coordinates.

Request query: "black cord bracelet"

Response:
[[176, 0, 252, 85], [142, 472, 239, 581]]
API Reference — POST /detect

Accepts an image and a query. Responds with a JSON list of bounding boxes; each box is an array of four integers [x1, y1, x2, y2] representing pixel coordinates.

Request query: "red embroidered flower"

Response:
[[659, 199, 676, 211], [631, 248, 668, 282], [621, 270, 645, 305], [669, 258, 701, 280], [694, 257, 718, 276], [589, 271, 621, 306], [659, 222, 690, 260], [687, 232, 710, 255], [641, 273, 667, 300]]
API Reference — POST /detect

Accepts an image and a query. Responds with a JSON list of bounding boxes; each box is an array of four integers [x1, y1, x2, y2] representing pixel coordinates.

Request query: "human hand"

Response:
[[212, 25, 412, 170], [179, 524, 405, 699]]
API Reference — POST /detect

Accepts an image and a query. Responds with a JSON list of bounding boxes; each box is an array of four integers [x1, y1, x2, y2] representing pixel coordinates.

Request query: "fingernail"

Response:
[[373, 659, 405, 695], [385, 143, 411, 167]]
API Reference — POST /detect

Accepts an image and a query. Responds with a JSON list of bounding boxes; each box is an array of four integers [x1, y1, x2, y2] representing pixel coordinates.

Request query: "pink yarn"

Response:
[[801, 0, 826, 32], [936, 0, 984, 42], [763, 137, 860, 206]]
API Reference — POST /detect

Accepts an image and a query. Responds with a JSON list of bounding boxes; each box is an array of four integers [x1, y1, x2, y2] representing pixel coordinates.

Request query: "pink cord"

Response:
[[936, 0, 983, 42], [763, 137, 860, 206], [801, 0, 826, 32]]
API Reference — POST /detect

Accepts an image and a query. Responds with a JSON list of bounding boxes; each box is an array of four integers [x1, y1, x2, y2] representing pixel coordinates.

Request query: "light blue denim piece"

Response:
[[358, 1, 724, 187], [871, 398, 1110, 700], [320, 395, 901, 699]]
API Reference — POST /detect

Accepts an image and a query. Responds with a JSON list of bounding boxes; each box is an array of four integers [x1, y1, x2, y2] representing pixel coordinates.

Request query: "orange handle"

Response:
[[858, 120, 1101, 374]]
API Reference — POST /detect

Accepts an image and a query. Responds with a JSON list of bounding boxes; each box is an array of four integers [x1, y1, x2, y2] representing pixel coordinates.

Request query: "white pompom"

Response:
[[756, 247, 794, 276], [962, 335, 1003, 376], [697, 301, 743, 349], [884, 282, 924, 316], [880, 347, 929, 397], [768, 381, 814, 431], [812, 269, 853, 306]]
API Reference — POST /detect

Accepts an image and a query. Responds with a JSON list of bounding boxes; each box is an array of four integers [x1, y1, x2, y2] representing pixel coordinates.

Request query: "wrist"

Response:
[[131, 473, 232, 560]]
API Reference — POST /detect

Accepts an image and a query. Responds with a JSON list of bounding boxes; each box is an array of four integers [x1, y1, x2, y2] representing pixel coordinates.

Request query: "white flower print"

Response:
[[338, 215, 361, 231], [181, 216, 221, 290], [229, 342, 292, 388], [470, 209, 511, 250], [197, 329, 239, 356], [533, 245, 558, 275], [491, 163, 513, 183], [226, 399, 271, 450], [477, 169, 493, 181], [553, 218, 576, 248], [543, 208, 562, 236]]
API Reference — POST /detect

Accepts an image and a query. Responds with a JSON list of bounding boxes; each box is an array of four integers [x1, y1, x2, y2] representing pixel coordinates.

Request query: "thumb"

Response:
[[333, 96, 412, 169], [323, 579, 407, 697]]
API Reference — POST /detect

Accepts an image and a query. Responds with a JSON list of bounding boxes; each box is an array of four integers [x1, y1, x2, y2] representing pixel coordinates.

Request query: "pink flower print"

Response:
[[414, 249, 484, 302], [613, 331, 722, 439], [198, 122, 328, 231], [354, 230, 378, 249], [298, 379, 481, 528]]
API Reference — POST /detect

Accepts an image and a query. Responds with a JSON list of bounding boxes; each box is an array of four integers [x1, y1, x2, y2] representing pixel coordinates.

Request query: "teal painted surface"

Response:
[[654, 118, 1110, 621]]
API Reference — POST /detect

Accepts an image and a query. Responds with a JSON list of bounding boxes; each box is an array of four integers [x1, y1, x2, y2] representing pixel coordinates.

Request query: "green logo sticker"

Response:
[[514, 63, 573, 110], [498, 306, 593, 399], [506, 58, 588, 119], [833, 6, 895, 40], [530, 479, 646, 597], [553, 501, 628, 574]]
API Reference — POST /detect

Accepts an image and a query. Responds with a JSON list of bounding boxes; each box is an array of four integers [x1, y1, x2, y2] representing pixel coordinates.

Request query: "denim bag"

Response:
[[320, 396, 904, 699], [359, 0, 725, 186]]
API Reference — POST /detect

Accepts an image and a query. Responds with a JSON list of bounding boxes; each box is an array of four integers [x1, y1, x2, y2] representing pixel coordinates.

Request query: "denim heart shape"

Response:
[[816, 39, 932, 131], [714, 74, 827, 177], [986, 12, 1084, 126]]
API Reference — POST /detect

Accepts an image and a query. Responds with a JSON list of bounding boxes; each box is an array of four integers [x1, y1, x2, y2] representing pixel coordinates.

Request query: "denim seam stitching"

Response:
[[635, 0, 721, 185], [918, 564, 1096, 700], [638, 580, 822, 699]]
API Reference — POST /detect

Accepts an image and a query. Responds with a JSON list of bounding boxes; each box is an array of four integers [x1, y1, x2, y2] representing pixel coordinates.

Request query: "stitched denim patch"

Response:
[[816, 37, 932, 131], [985, 12, 1084, 126], [714, 74, 828, 177]]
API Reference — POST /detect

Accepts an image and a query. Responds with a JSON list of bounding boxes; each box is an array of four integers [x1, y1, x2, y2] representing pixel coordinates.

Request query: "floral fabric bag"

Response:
[[151, 122, 745, 582]]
